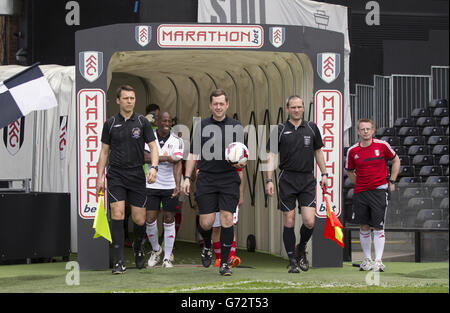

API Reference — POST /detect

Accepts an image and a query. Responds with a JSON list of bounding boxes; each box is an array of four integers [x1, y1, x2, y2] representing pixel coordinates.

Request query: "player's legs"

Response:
[[110, 200, 126, 269], [161, 192, 177, 265], [212, 212, 221, 266]]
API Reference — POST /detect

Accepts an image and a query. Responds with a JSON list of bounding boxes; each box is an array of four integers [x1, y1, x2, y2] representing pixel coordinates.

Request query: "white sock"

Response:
[[146, 221, 160, 252], [373, 230, 385, 261], [360, 230, 372, 260], [163, 222, 176, 260]]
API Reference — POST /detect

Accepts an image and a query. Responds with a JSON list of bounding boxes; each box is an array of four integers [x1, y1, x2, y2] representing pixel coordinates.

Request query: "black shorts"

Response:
[[106, 165, 147, 208], [146, 188, 178, 212], [195, 170, 240, 214], [278, 170, 316, 212], [352, 189, 389, 228]]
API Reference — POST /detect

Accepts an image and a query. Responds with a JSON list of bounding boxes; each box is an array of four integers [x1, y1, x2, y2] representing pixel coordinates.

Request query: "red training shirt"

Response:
[[345, 138, 396, 194]]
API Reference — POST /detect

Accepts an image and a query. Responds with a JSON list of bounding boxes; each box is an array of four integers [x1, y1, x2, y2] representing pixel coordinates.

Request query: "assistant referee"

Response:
[[266, 95, 328, 273], [96, 85, 159, 274]]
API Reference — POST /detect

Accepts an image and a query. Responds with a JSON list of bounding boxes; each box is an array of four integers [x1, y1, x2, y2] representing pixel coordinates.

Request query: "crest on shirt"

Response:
[[304, 135, 311, 147], [374, 149, 380, 156], [131, 127, 141, 139], [354, 154, 359, 159]]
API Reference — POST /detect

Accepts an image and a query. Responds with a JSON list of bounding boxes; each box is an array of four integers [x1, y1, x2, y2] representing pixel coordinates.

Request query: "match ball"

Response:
[[225, 142, 249, 166]]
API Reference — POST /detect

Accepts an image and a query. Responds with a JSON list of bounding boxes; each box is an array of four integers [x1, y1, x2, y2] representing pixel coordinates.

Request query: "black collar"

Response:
[[209, 115, 229, 124], [117, 112, 136, 121]]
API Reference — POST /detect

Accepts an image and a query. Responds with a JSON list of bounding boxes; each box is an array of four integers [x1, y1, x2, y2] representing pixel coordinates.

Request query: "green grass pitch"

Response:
[[0, 241, 447, 293]]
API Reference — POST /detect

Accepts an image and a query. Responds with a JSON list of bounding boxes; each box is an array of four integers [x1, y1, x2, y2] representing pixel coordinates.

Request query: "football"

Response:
[[225, 142, 249, 166]]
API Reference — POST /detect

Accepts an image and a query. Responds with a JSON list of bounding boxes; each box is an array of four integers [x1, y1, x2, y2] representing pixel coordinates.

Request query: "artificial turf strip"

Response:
[[0, 241, 448, 293]]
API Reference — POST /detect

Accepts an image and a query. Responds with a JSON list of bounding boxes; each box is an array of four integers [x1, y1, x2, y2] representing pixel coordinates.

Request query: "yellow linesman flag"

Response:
[[93, 193, 112, 243]]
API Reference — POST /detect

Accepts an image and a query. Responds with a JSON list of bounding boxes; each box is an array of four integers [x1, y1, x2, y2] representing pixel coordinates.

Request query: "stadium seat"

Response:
[[421, 126, 444, 136], [446, 166, 449, 176], [427, 135, 448, 145], [401, 187, 424, 199], [431, 145, 449, 156], [407, 197, 433, 210], [407, 145, 429, 156], [398, 176, 421, 188], [403, 136, 426, 146], [440, 197, 449, 210], [446, 127, 449, 136], [419, 165, 443, 177], [412, 155, 434, 166], [375, 127, 395, 137], [424, 175, 449, 186], [422, 220, 448, 228], [398, 155, 411, 165], [392, 146, 407, 155], [439, 154, 449, 166], [398, 165, 415, 177], [428, 98, 448, 109], [394, 117, 416, 128], [433, 107, 449, 117], [431, 186, 449, 200], [440, 116, 449, 126], [398, 126, 419, 136], [416, 116, 437, 127], [381, 136, 401, 146], [411, 108, 431, 118], [416, 209, 443, 224]]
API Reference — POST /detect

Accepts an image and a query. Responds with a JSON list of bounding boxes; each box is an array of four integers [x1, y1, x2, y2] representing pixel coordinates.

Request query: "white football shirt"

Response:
[[145, 130, 184, 189]]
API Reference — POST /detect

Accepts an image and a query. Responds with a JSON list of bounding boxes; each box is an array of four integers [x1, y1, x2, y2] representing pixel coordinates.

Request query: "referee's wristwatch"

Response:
[[321, 173, 329, 177], [265, 178, 273, 184], [150, 165, 158, 172], [389, 179, 396, 184]]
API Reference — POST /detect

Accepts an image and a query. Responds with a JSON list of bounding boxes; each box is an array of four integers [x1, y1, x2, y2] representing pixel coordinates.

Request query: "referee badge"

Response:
[[304, 135, 311, 147], [131, 127, 141, 139]]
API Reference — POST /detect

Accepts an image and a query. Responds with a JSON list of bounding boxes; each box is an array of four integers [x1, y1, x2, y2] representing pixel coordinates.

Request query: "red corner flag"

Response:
[[322, 187, 344, 248]]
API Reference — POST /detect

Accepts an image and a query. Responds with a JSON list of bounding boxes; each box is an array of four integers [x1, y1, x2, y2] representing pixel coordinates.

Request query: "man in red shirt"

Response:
[[345, 119, 400, 272]]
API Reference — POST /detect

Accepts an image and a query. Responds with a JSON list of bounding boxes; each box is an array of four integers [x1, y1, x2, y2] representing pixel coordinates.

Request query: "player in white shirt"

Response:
[[144, 111, 184, 268]]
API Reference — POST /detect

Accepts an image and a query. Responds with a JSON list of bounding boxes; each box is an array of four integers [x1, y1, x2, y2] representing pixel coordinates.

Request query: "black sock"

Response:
[[299, 224, 314, 250], [198, 225, 212, 249], [283, 226, 296, 260], [133, 222, 146, 250], [111, 219, 124, 263], [220, 225, 234, 266]]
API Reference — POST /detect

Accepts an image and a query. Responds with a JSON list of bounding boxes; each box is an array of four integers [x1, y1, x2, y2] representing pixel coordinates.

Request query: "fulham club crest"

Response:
[[317, 53, 340, 84], [269, 27, 285, 48], [79, 51, 103, 83], [3, 117, 25, 156], [135, 26, 151, 47]]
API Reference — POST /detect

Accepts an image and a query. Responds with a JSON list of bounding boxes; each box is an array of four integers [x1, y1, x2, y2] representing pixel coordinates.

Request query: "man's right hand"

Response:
[[265, 181, 274, 197], [182, 179, 191, 196], [96, 178, 104, 196]]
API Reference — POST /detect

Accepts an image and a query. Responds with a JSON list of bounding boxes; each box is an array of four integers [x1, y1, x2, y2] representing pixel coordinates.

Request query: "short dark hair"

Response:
[[286, 95, 303, 107], [210, 89, 228, 103], [116, 85, 135, 99], [146, 103, 160, 115]]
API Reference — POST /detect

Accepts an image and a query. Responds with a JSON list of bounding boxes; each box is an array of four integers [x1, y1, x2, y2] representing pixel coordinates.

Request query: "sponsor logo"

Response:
[[317, 53, 340, 84], [59, 116, 68, 160], [269, 27, 285, 48], [314, 90, 342, 218], [157, 24, 263, 48], [77, 89, 106, 219], [79, 51, 103, 83], [135, 25, 151, 47], [3, 117, 25, 156]]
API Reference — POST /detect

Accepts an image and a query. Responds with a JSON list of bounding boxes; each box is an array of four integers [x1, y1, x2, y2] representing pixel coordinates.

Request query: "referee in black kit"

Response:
[[182, 89, 246, 276], [96, 85, 159, 274], [265, 95, 328, 273]]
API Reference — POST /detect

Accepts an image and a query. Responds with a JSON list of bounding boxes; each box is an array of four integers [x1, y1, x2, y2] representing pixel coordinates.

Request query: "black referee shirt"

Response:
[[190, 115, 244, 173], [101, 112, 155, 168], [267, 120, 323, 172]]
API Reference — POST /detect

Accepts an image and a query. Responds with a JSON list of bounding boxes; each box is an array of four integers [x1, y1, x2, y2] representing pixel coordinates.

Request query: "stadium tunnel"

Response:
[[105, 50, 314, 256]]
